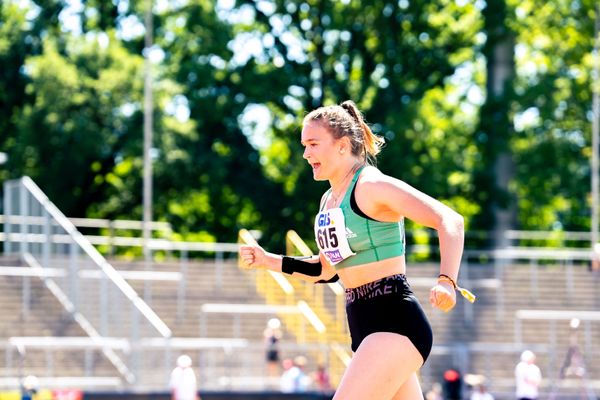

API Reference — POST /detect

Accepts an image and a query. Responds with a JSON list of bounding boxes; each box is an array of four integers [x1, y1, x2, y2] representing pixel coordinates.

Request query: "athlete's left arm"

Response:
[[357, 171, 464, 279], [356, 170, 464, 310]]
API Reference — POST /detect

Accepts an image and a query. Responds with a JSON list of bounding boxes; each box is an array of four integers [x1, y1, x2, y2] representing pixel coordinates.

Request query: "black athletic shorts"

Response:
[[345, 274, 433, 362], [266, 349, 279, 362]]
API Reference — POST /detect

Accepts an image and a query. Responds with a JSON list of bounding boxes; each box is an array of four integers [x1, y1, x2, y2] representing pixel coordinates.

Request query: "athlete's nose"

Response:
[[303, 146, 310, 160]]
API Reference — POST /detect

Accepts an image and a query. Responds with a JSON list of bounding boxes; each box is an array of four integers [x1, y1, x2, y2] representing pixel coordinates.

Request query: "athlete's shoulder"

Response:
[[358, 166, 412, 201], [358, 165, 395, 185]]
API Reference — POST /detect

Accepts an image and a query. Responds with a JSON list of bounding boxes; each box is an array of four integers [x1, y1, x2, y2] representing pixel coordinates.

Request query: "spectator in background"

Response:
[[169, 355, 199, 400], [312, 362, 332, 394], [470, 384, 494, 400], [280, 355, 311, 393], [592, 243, 600, 271], [464, 373, 492, 400], [280, 358, 295, 393], [425, 382, 444, 400], [560, 318, 586, 379], [515, 350, 542, 400], [443, 368, 462, 400], [21, 375, 39, 400], [264, 317, 283, 377], [19, 375, 53, 400]]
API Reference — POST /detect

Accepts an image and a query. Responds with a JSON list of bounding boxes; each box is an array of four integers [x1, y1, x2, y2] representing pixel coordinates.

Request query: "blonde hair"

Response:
[[303, 100, 385, 165]]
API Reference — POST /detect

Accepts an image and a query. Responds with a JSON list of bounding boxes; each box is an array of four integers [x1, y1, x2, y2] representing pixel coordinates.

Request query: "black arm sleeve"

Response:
[[281, 256, 322, 277]]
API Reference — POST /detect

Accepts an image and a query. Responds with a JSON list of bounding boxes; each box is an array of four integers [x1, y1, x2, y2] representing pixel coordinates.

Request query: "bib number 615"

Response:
[[317, 227, 338, 249]]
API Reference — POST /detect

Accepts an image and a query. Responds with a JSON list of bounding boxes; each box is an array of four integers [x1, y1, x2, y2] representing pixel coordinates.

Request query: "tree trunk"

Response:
[[477, 0, 517, 248]]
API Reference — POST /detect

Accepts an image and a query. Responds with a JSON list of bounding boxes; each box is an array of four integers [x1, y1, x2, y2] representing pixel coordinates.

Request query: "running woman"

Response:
[[240, 100, 473, 400]]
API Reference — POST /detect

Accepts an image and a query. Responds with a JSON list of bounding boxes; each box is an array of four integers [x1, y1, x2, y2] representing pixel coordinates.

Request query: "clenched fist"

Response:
[[239, 244, 269, 269], [429, 281, 456, 312]]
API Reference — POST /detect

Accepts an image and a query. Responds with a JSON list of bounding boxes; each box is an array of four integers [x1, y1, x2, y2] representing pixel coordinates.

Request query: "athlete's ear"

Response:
[[338, 137, 351, 155]]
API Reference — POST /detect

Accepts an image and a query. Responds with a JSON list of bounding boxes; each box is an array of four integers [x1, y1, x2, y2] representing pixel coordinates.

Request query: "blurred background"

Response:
[[0, 0, 598, 399]]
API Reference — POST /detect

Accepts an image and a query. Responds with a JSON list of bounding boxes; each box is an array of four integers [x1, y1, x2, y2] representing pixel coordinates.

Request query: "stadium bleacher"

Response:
[[1, 177, 599, 400]]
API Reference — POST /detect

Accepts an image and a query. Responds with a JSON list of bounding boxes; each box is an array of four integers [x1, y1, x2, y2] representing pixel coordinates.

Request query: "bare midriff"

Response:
[[337, 255, 406, 289]]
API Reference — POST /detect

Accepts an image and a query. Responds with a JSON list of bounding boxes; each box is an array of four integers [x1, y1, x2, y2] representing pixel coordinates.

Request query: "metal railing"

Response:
[[2, 177, 172, 386], [0, 264, 181, 324], [515, 309, 600, 354], [199, 303, 325, 340], [236, 230, 318, 335], [513, 310, 600, 400], [3, 177, 600, 394], [1, 336, 248, 391], [5, 335, 598, 396], [285, 230, 346, 335], [461, 247, 597, 322], [409, 227, 597, 247], [284, 230, 350, 386], [236, 229, 346, 383]]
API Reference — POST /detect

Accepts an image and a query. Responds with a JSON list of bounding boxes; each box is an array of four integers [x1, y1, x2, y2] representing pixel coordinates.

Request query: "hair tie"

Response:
[[341, 102, 360, 122]]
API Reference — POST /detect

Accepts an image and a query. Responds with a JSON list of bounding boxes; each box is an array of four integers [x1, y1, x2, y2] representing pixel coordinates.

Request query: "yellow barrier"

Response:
[[239, 229, 318, 341], [0, 392, 20, 400], [238, 228, 352, 386], [0, 390, 53, 400], [285, 230, 351, 386], [285, 230, 348, 338]]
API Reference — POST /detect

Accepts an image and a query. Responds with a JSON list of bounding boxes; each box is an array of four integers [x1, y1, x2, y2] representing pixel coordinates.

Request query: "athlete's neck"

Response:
[[330, 160, 361, 205]]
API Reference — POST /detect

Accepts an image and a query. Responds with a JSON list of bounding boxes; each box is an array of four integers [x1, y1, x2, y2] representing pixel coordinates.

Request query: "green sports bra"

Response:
[[315, 166, 406, 269]]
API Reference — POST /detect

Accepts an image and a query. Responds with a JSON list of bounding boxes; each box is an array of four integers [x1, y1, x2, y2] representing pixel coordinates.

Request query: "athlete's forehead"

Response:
[[300, 122, 332, 145]]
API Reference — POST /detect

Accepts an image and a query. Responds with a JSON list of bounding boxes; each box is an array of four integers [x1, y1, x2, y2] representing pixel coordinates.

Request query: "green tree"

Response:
[[507, 0, 597, 237], [229, 0, 481, 245], [144, 1, 291, 245], [4, 0, 597, 251], [0, 1, 64, 183], [471, 0, 598, 248], [12, 34, 146, 216]]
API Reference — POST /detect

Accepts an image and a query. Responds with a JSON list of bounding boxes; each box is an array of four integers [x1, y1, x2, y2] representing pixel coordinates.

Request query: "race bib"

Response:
[[314, 207, 356, 265]]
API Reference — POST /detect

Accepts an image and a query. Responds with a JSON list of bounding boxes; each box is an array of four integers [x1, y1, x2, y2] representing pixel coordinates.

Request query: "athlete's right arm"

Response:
[[239, 244, 338, 283]]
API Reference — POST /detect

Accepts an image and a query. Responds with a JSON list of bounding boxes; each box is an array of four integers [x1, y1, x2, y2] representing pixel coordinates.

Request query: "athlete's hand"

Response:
[[239, 244, 268, 269], [429, 281, 456, 312]]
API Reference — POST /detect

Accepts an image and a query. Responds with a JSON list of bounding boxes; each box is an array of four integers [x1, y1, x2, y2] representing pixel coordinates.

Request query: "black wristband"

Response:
[[281, 256, 295, 275], [281, 256, 323, 277]]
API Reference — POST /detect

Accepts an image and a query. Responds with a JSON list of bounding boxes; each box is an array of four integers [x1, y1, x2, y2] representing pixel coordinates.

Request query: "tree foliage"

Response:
[[507, 0, 597, 232], [1, 0, 598, 250], [226, 0, 481, 244]]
